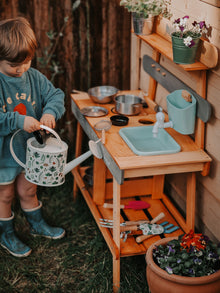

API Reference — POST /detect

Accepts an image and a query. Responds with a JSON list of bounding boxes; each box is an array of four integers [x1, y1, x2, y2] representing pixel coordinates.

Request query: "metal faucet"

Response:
[[152, 107, 173, 137]]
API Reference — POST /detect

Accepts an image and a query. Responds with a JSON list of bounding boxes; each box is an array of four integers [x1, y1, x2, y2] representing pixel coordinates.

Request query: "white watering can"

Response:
[[10, 125, 102, 187]]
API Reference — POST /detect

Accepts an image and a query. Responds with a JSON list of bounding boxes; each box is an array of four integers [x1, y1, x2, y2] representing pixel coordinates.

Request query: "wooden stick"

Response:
[[150, 212, 165, 224], [120, 225, 139, 232], [136, 234, 154, 243]]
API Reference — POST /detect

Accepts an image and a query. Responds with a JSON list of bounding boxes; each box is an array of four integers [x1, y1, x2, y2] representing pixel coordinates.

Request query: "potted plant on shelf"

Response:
[[120, 0, 172, 35], [146, 230, 220, 293], [171, 15, 209, 64]]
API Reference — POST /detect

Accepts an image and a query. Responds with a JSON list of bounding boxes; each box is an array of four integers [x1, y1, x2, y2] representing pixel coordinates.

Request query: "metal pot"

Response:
[[114, 95, 143, 115], [88, 85, 118, 104]]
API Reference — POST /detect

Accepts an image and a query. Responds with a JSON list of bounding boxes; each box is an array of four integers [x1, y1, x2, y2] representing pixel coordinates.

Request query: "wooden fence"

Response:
[[0, 0, 131, 144]]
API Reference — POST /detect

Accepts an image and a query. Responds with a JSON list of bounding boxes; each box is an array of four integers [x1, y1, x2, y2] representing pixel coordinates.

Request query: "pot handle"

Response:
[[10, 129, 26, 168], [39, 125, 63, 148]]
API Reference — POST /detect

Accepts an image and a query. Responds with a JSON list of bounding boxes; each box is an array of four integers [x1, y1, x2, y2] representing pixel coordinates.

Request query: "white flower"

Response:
[[183, 36, 193, 47]]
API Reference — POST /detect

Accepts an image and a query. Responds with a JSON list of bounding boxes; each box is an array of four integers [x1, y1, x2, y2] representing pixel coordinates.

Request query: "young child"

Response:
[[0, 17, 66, 257]]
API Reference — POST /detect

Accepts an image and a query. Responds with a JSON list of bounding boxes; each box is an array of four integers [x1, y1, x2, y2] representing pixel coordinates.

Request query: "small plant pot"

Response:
[[171, 34, 201, 64], [146, 237, 220, 293], [132, 13, 154, 35]]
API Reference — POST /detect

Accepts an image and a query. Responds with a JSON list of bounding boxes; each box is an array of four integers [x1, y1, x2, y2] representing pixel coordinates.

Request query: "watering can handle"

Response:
[[10, 125, 63, 169], [39, 125, 63, 147], [10, 129, 26, 168]]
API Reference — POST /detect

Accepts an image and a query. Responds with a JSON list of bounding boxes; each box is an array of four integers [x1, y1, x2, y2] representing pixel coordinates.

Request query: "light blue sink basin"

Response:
[[119, 126, 181, 156]]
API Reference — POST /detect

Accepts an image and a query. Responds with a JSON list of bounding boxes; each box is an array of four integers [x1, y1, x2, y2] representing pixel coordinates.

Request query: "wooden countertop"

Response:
[[71, 90, 211, 179]]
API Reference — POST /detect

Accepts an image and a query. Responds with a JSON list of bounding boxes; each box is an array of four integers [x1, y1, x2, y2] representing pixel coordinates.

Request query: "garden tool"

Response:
[[103, 200, 151, 210], [100, 212, 165, 242], [10, 125, 102, 187], [99, 212, 164, 230], [136, 221, 179, 244], [100, 218, 150, 228]]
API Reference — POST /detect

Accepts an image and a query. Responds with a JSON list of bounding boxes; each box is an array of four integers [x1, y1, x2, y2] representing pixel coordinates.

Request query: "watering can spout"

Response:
[[64, 150, 93, 175], [64, 139, 103, 175]]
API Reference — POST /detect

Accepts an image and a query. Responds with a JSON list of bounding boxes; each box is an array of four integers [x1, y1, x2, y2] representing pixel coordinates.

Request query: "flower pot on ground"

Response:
[[146, 233, 220, 293], [170, 16, 210, 64]]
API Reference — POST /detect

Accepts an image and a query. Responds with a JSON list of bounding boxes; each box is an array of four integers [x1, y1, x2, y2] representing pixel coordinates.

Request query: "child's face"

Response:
[[0, 59, 31, 77]]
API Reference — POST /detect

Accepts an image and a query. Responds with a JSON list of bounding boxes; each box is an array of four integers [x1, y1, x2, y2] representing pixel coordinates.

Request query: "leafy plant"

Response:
[[120, 0, 172, 18], [153, 230, 220, 277], [172, 16, 209, 47], [37, 17, 69, 83]]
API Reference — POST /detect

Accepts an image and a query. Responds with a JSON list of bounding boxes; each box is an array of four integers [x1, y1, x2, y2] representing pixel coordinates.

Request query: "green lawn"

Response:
[[0, 171, 149, 292]]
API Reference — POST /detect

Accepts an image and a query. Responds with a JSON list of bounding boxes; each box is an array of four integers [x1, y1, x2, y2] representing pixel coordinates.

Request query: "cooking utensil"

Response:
[[103, 200, 150, 210], [94, 120, 112, 144], [80, 106, 108, 117], [10, 125, 102, 187], [110, 115, 129, 126], [88, 85, 118, 104], [114, 94, 145, 116], [136, 221, 180, 243]]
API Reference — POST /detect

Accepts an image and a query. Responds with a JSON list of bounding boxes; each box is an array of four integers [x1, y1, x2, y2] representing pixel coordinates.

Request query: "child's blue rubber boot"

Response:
[[23, 201, 65, 239], [0, 213, 32, 257]]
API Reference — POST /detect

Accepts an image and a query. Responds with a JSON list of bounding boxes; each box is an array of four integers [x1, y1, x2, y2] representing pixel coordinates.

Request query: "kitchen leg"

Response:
[[113, 177, 121, 292]]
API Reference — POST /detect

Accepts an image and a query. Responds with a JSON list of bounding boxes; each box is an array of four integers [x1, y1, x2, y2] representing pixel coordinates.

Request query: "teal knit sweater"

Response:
[[0, 68, 65, 171]]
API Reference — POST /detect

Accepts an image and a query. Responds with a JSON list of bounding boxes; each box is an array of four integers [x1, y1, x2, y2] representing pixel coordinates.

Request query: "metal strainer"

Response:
[[94, 120, 112, 144]]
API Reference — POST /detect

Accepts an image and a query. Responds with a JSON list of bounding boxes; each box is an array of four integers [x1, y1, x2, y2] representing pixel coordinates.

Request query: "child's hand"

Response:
[[40, 114, 56, 129], [23, 116, 41, 133]]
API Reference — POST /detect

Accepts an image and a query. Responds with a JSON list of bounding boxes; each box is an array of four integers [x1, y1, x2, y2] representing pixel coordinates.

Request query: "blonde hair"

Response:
[[0, 17, 37, 63]]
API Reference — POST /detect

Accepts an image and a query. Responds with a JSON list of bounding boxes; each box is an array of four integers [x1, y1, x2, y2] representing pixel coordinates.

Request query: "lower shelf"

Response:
[[72, 167, 184, 259]]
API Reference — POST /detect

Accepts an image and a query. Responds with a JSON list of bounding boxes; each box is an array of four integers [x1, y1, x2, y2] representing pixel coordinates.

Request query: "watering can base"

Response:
[[25, 174, 65, 187]]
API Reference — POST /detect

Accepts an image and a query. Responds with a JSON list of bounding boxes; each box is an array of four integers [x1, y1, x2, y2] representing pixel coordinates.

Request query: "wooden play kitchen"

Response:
[[70, 18, 217, 293]]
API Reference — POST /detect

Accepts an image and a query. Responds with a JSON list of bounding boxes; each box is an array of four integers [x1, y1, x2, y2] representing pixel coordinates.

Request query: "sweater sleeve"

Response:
[[0, 102, 25, 136], [39, 73, 65, 120]]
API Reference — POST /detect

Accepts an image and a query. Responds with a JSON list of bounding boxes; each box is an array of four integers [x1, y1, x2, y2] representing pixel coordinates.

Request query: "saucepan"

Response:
[[114, 94, 147, 116]]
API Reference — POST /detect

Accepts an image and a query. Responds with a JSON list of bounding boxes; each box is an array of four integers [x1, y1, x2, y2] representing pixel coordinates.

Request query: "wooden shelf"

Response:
[[137, 33, 208, 71], [132, 17, 218, 70], [72, 167, 184, 258]]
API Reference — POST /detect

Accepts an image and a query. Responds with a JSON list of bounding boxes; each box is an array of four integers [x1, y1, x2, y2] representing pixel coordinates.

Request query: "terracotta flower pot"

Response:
[[146, 237, 220, 293]]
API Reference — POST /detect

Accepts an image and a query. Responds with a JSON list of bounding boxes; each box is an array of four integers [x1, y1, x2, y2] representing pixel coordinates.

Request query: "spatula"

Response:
[[103, 200, 150, 210]]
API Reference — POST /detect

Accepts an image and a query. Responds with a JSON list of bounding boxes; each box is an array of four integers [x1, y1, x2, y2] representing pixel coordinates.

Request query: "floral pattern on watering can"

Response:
[[25, 143, 67, 187]]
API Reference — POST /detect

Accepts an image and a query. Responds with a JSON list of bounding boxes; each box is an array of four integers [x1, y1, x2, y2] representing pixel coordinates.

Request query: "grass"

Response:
[[0, 171, 149, 292]]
